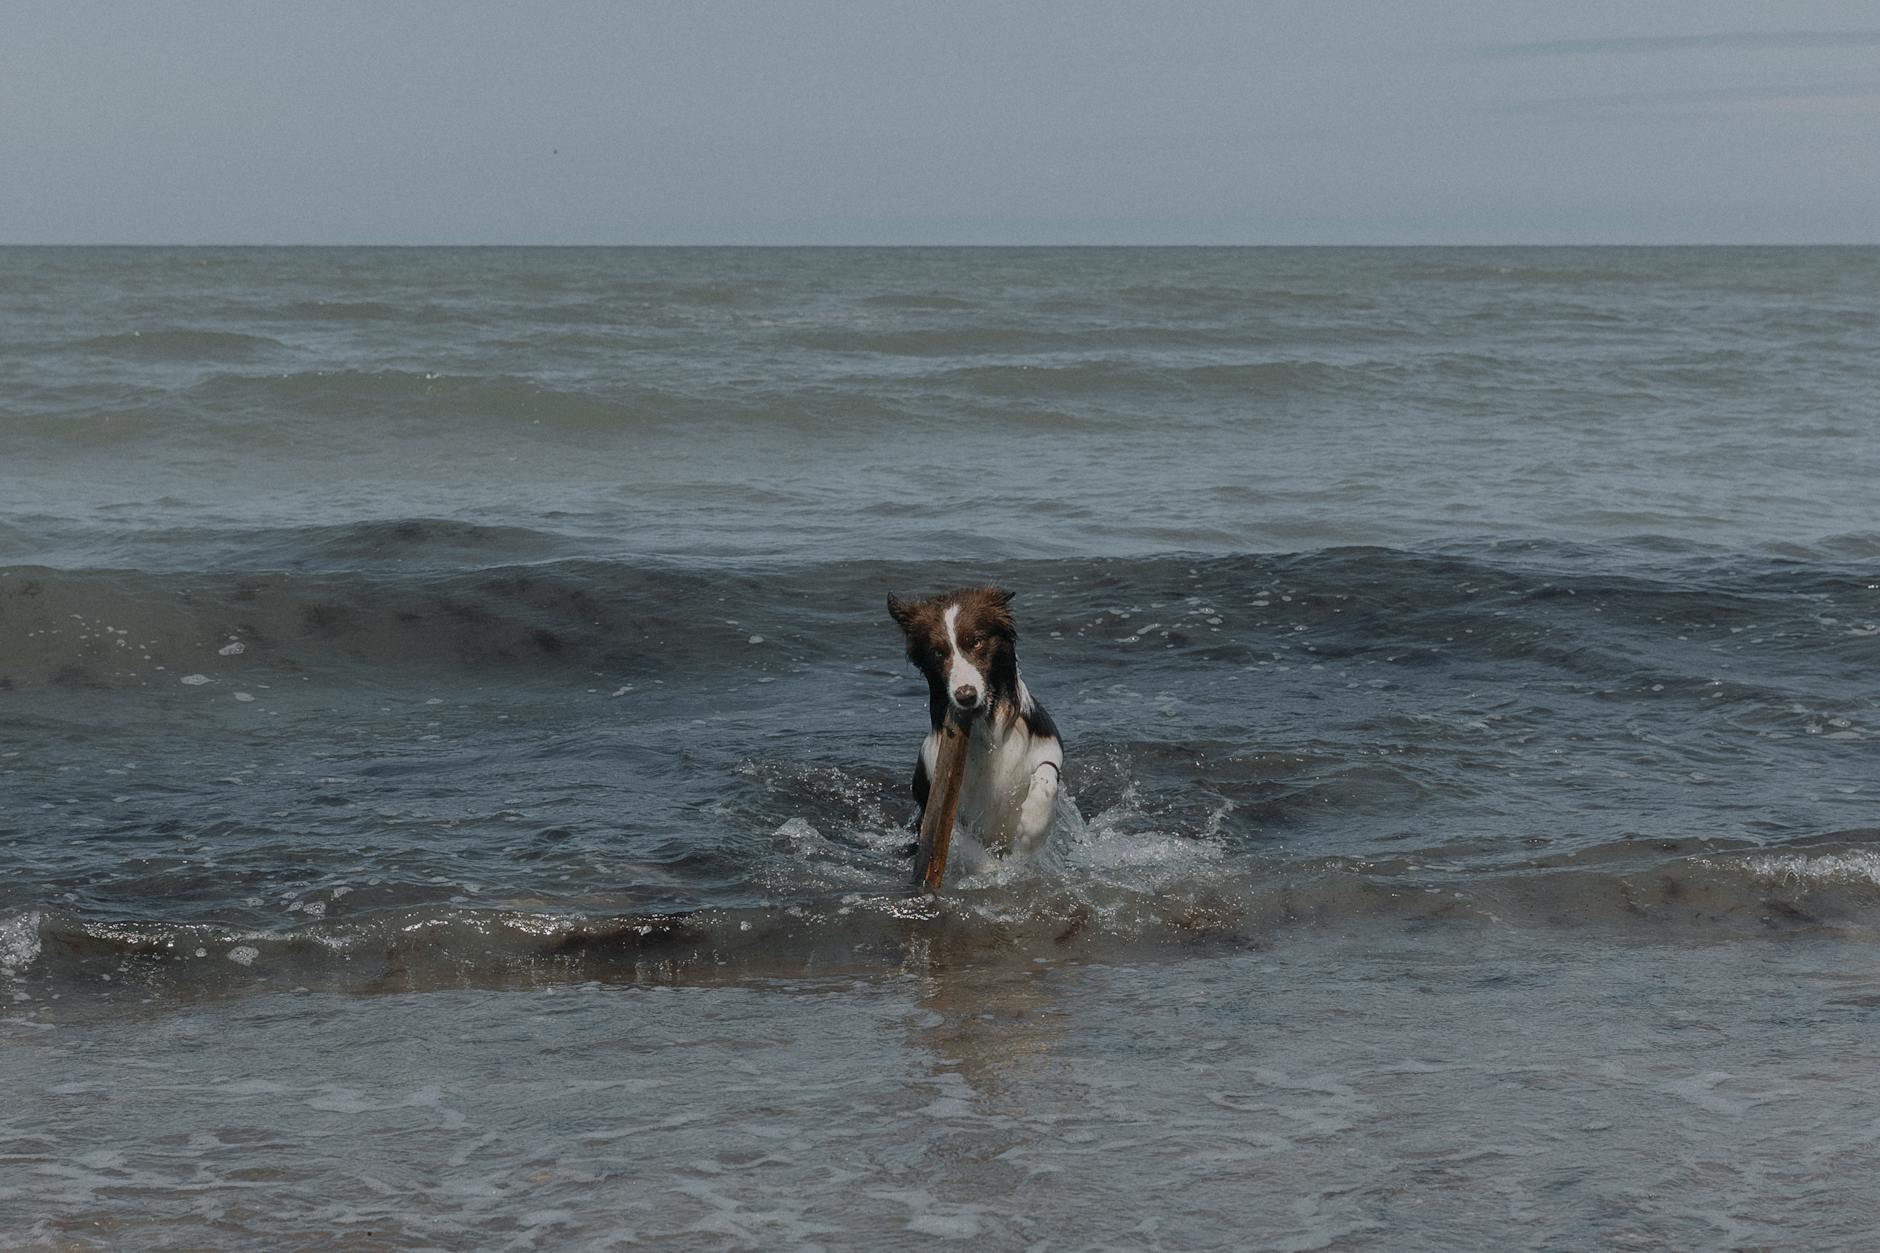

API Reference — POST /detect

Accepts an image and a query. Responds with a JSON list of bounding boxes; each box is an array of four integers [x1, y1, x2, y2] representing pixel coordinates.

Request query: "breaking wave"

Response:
[[12, 831, 1880, 1000]]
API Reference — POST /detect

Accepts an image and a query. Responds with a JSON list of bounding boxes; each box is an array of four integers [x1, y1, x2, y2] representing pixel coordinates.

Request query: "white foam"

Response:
[[1743, 850, 1880, 887], [907, 1212, 983, 1238], [870, 1189, 988, 1240], [1052, 791, 1229, 889], [775, 817, 821, 847], [306, 1087, 375, 1114], [0, 911, 42, 978]]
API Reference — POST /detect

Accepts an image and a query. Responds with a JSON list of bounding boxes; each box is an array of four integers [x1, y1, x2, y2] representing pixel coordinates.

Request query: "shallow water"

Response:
[[3, 246, 1879, 1247], [12, 933, 1880, 1249]]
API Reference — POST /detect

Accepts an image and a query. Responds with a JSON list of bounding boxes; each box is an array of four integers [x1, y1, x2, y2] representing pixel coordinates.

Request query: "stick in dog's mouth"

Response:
[[911, 711, 971, 892]]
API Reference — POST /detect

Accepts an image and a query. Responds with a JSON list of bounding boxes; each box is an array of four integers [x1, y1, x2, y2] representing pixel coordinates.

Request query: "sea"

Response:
[[3, 245, 1878, 1250]]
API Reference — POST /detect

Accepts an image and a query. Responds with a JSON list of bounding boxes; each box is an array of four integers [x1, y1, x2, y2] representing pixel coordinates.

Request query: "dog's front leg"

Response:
[[1010, 763, 1060, 857]]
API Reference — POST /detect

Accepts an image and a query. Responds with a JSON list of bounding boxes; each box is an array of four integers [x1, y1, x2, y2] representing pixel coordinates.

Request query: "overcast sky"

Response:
[[2, 1, 1876, 244]]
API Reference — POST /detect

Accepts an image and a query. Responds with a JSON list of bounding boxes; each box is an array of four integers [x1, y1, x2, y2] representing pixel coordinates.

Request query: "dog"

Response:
[[887, 586, 1063, 865]]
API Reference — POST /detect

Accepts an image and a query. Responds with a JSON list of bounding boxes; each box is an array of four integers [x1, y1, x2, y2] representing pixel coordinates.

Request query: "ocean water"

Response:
[[3, 246, 1879, 1248]]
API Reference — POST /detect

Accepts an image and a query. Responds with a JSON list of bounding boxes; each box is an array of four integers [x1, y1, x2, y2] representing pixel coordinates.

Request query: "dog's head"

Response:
[[887, 586, 1018, 725]]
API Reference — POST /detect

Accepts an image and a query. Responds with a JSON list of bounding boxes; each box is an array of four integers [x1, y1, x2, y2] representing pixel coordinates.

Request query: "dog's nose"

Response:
[[953, 684, 979, 707]]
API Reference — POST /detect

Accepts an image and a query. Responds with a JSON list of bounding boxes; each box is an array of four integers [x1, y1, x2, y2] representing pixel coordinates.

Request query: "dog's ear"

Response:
[[886, 594, 918, 634], [976, 586, 1017, 637]]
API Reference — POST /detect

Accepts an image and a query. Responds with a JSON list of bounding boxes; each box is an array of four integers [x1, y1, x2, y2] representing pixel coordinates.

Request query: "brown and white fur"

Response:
[[888, 587, 1063, 864]]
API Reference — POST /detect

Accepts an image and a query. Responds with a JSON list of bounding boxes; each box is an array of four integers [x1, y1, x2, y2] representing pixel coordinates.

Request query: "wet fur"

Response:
[[887, 587, 1064, 862]]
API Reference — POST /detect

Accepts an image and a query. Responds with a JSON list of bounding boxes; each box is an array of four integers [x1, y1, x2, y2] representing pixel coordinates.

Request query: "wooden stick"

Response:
[[911, 712, 971, 892]]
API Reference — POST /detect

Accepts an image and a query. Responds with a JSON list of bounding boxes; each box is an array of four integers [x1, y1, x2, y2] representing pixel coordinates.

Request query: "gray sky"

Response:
[[3, 1, 1876, 244]]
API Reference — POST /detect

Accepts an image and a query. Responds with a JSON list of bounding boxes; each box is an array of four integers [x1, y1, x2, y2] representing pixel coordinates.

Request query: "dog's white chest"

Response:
[[958, 728, 1034, 844], [921, 718, 1060, 857]]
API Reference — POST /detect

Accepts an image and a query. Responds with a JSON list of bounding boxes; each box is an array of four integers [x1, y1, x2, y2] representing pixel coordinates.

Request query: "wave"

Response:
[[0, 558, 728, 689], [1770, 532, 1880, 560], [11, 830, 1880, 999], [190, 368, 661, 427], [928, 358, 1344, 401], [75, 329, 287, 359], [1385, 256, 1674, 286], [858, 292, 979, 311], [1, 543, 1871, 691], [0, 516, 579, 571], [6, 372, 672, 451], [273, 299, 407, 322], [781, 325, 1286, 358], [1113, 283, 1367, 312], [8, 366, 934, 451]]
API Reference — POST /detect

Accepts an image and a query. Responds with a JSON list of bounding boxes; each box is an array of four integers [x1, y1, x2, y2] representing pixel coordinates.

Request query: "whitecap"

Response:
[[1743, 850, 1880, 888], [0, 911, 43, 978]]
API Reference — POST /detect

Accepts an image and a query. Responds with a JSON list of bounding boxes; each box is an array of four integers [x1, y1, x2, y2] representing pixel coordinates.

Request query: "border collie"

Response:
[[887, 586, 1063, 864]]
